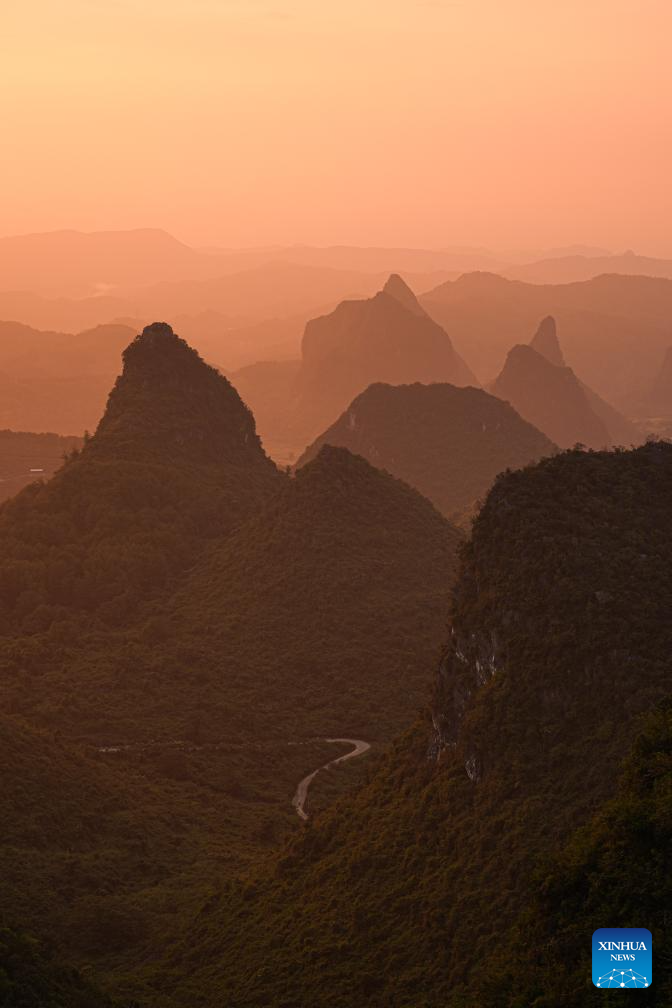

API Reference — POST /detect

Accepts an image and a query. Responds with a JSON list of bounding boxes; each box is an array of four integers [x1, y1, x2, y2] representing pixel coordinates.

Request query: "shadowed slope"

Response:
[[491, 343, 610, 448], [169, 442, 672, 1007], [530, 314, 565, 366], [165, 445, 464, 742], [0, 323, 281, 632], [297, 381, 556, 519], [526, 314, 640, 446]]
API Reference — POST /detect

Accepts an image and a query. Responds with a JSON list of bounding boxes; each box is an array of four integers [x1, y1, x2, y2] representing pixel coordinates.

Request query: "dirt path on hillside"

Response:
[[292, 738, 371, 821]]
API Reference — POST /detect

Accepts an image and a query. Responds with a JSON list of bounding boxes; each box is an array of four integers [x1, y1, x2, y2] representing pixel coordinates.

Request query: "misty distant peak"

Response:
[[492, 343, 611, 449], [530, 315, 565, 367], [382, 273, 426, 316]]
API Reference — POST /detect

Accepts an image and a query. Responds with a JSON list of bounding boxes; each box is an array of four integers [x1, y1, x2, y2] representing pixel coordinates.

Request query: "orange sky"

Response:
[[2, 0, 671, 253]]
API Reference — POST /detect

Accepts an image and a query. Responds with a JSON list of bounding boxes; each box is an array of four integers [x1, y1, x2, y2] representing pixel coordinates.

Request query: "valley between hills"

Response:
[[4, 3, 672, 1001], [1, 274, 670, 1007]]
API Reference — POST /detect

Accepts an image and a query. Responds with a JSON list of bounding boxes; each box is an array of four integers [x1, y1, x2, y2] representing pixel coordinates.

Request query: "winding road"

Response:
[[292, 738, 371, 821]]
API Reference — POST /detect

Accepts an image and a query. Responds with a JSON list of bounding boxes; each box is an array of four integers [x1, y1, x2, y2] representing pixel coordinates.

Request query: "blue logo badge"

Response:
[[592, 928, 652, 988]]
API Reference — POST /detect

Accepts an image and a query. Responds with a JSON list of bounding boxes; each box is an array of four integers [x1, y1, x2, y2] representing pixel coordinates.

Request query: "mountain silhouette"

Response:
[[297, 382, 556, 520], [506, 250, 672, 285], [92, 322, 276, 469], [295, 275, 477, 439], [382, 272, 429, 316], [0, 323, 281, 631], [525, 315, 640, 446], [491, 343, 610, 448], [529, 315, 565, 366], [0, 228, 236, 298], [421, 272, 672, 404]]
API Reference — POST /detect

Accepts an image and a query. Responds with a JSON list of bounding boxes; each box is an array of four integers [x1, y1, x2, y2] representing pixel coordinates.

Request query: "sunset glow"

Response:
[[3, 0, 671, 250]]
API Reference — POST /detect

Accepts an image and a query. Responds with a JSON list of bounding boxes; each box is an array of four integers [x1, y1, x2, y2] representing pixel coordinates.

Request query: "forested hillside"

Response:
[[0, 322, 281, 636], [166, 442, 672, 1007], [0, 325, 464, 1005], [298, 381, 556, 520]]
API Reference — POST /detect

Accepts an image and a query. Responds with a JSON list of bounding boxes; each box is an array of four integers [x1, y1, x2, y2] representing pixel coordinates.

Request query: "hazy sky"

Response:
[[2, 0, 671, 252]]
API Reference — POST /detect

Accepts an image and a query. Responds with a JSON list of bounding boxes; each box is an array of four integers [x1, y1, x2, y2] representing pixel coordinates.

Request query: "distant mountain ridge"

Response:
[[294, 275, 477, 440], [0, 320, 135, 435], [491, 343, 610, 448], [421, 271, 672, 402], [506, 250, 672, 285], [0, 227, 234, 298], [529, 315, 565, 365], [491, 316, 641, 448], [298, 381, 556, 520]]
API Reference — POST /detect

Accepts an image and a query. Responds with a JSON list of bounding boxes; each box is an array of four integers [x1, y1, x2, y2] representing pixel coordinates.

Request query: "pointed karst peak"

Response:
[[137, 320, 179, 345], [91, 322, 276, 469], [382, 273, 426, 317], [125, 321, 196, 369], [530, 315, 565, 367]]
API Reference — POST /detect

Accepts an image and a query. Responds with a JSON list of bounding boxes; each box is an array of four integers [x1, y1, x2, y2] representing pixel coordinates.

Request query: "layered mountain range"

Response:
[[1, 315, 669, 1006], [422, 271, 672, 404], [231, 274, 478, 453], [491, 315, 641, 448], [293, 274, 477, 440], [298, 381, 556, 521]]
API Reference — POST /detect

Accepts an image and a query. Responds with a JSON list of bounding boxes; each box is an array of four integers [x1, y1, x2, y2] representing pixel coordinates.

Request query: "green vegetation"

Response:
[[3, 321, 668, 1006], [0, 323, 281, 636], [153, 442, 672, 1007], [480, 700, 672, 1006], [0, 710, 359, 1005], [0, 925, 127, 1008], [0, 325, 464, 1004]]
